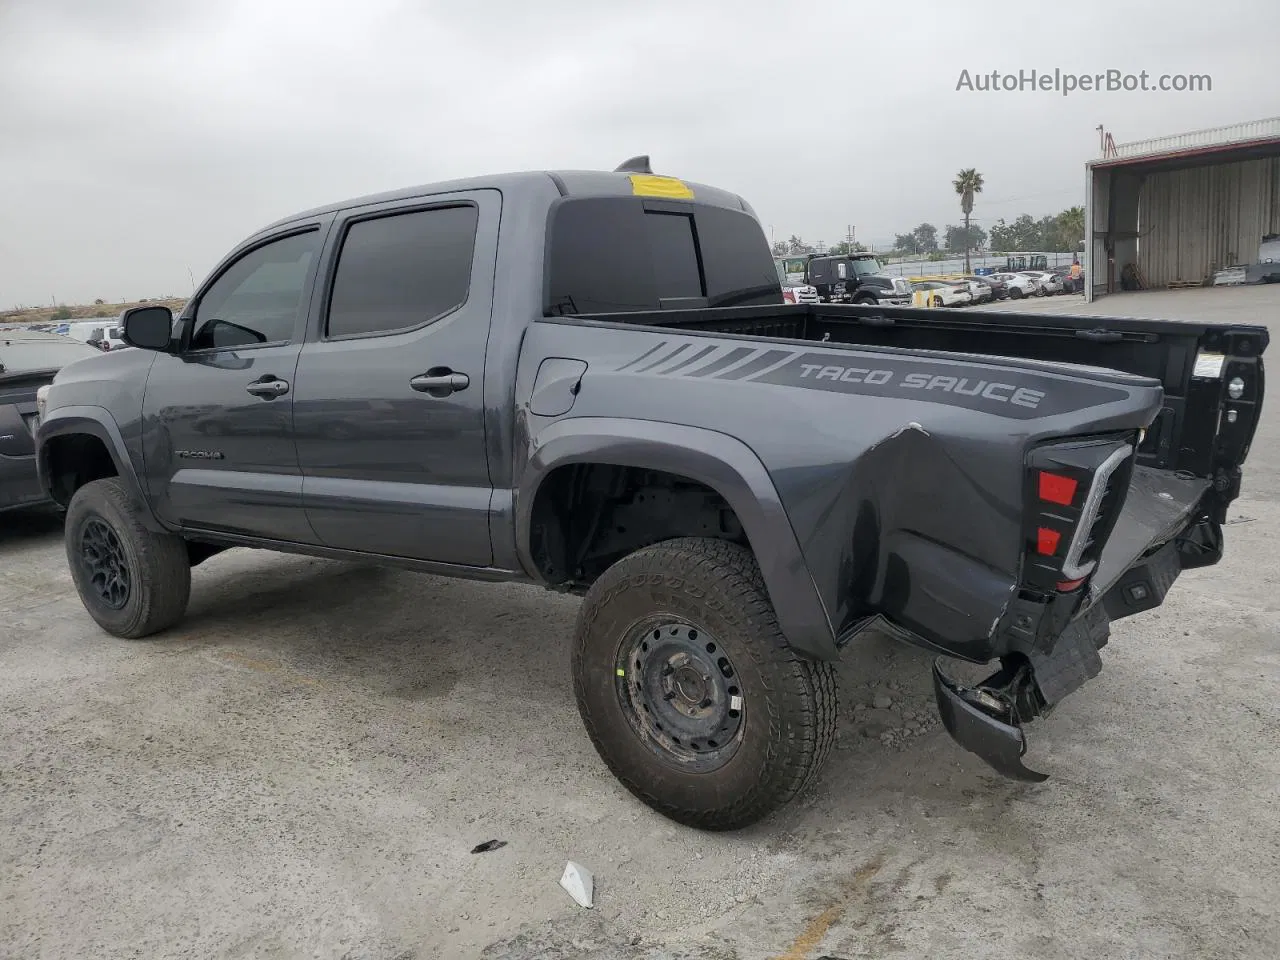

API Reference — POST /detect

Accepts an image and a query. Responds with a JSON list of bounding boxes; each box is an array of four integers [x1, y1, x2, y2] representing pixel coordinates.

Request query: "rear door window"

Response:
[[326, 204, 479, 339]]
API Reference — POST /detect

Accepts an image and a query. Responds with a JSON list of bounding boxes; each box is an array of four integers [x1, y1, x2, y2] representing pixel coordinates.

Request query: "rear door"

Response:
[[140, 224, 327, 542], [293, 190, 498, 566]]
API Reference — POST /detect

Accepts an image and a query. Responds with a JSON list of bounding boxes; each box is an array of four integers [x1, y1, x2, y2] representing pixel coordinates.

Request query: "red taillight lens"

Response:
[[1037, 527, 1061, 555], [1038, 471, 1078, 506]]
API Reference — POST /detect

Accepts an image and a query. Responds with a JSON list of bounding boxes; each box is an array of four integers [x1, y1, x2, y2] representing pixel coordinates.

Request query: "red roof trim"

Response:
[[1091, 136, 1280, 169]]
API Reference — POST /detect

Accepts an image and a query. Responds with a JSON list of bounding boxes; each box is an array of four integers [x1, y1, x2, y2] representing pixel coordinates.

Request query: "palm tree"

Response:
[[1059, 205, 1085, 251], [953, 168, 985, 273]]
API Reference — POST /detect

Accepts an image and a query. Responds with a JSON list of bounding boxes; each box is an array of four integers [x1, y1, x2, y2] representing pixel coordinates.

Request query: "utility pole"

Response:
[[846, 224, 856, 251]]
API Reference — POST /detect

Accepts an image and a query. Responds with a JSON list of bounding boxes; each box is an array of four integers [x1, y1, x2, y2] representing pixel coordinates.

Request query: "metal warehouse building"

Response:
[[1085, 116, 1280, 302]]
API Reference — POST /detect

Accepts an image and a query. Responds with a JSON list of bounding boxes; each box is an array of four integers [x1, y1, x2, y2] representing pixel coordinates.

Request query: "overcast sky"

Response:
[[1, 0, 1277, 308]]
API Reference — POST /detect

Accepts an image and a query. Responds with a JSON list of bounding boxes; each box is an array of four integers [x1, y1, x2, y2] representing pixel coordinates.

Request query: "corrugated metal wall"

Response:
[[1137, 157, 1280, 286], [1087, 166, 1109, 300]]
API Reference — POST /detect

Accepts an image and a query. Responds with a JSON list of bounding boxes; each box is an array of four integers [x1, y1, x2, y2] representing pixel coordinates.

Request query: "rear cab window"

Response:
[[544, 197, 781, 316]]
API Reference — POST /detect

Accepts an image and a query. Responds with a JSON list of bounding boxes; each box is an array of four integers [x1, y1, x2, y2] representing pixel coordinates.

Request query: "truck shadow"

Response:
[[172, 549, 951, 825], [0, 506, 64, 550]]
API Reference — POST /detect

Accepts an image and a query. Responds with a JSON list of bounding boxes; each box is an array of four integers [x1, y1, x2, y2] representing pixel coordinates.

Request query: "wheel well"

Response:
[[44, 433, 119, 506], [529, 464, 749, 588]]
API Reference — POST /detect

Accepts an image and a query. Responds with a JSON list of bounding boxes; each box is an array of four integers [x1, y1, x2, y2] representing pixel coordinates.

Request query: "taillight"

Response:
[[1021, 436, 1136, 594], [1037, 471, 1077, 506], [782, 289, 796, 303]]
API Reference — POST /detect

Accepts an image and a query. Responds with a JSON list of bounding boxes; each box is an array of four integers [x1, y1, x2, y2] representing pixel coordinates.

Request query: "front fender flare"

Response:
[[516, 417, 839, 661], [36, 405, 164, 532]]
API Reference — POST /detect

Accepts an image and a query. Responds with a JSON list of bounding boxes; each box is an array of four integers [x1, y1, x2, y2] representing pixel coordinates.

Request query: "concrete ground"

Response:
[[2, 286, 1278, 960]]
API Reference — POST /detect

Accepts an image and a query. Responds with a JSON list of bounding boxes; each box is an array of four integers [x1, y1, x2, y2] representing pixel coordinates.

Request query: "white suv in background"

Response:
[[987, 272, 1040, 299], [1019, 271, 1064, 295]]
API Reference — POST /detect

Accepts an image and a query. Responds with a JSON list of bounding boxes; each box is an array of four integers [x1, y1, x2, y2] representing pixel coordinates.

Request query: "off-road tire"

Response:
[[572, 537, 838, 830], [64, 477, 191, 639]]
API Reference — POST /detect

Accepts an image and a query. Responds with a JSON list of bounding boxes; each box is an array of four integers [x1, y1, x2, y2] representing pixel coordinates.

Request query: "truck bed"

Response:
[[575, 301, 1267, 481]]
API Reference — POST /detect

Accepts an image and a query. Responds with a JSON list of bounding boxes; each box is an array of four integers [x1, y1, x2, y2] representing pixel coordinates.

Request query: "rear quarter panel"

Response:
[[515, 319, 1163, 660]]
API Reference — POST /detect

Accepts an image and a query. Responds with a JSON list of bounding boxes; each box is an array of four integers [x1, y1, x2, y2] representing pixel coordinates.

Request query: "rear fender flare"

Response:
[[516, 417, 839, 660], [37, 405, 165, 532]]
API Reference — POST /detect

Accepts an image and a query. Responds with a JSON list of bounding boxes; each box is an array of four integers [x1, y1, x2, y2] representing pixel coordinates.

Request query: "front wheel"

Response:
[[572, 538, 838, 831], [931, 296, 944, 308], [65, 478, 192, 638]]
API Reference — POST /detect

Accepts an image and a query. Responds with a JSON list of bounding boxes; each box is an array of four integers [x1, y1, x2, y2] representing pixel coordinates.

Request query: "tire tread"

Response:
[[65, 477, 191, 639], [572, 537, 837, 830]]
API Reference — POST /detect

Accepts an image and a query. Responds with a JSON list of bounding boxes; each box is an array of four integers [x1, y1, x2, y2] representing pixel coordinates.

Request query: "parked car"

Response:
[[1057, 270, 1087, 294], [986, 271, 1040, 299], [1021, 271, 1064, 295], [911, 279, 972, 307], [962, 274, 1008, 300], [1, 331, 104, 513], [100, 325, 129, 351], [781, 283, 821, 304], [775, 262, 821, 304], [35, 157, 1268, 829], [948, 277, 992, 303]]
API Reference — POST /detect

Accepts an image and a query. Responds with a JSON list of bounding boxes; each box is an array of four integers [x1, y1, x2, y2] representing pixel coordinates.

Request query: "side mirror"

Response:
[[120, 305, 174, 351]]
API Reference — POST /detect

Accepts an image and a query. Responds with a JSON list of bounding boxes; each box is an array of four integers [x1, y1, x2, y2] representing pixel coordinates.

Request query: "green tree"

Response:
[[945, 224, 988, 254], [828, 240, 867, 255], [894, 231, 921, 255], [1046, 206, 1085, 251], [912, 222, 939, 254], [989, 214, 1040, 251], [953, 168, 985, 272]]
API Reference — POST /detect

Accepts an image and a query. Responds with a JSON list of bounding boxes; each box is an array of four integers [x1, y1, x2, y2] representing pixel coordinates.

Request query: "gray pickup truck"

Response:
[[35, 157, 1267, 830]]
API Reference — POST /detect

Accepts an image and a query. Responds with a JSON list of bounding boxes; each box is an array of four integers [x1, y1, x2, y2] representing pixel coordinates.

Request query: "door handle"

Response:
[[246, 377, 290, 398], [409, 369, 470, 397]]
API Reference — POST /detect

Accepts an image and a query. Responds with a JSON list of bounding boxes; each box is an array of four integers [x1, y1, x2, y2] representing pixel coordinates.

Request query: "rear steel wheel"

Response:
[[573, 537, 838, 831], [615, 619, 745, 773]]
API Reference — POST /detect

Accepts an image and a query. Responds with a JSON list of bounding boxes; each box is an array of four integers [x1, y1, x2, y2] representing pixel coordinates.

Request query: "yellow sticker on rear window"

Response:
[[629, 175, 694, 199]]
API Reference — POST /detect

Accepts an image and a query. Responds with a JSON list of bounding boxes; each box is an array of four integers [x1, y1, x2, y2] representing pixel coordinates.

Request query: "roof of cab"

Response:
[[258, 167, 755, 236]]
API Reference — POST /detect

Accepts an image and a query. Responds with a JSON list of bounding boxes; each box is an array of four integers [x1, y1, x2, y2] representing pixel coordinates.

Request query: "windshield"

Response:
[[849, 256, 885, 277]]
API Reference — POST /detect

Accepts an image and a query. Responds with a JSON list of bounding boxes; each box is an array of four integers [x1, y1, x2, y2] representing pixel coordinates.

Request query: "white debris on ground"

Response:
[[559, 861, 594, 909]]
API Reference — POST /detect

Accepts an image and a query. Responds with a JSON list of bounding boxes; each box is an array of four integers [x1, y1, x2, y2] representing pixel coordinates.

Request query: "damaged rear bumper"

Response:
[[932, 532, 1192, 781], [933, 662, 1047, 782]]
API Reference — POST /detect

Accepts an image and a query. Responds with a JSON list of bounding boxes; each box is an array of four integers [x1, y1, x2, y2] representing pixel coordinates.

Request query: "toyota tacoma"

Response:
[[35, 157, 1267, 829]]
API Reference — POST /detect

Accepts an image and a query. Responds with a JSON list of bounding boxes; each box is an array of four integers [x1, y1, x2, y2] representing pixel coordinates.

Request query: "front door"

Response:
[[141, 225, 326, 543], [293, 192, 497, 566]]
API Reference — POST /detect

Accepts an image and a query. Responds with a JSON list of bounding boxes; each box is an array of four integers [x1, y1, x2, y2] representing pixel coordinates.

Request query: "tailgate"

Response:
[[0, 373, 51, 460], [1080, 324, 1265, 616]]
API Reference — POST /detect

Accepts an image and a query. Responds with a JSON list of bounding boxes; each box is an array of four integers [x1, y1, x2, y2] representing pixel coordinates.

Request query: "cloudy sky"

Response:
[[1, 0, 1276, 308]]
